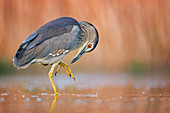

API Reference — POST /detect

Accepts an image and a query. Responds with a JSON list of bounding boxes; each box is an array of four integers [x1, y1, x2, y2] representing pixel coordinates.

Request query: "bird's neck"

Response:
[[72, 22, 90, 50], [73, 30, 87, 50]]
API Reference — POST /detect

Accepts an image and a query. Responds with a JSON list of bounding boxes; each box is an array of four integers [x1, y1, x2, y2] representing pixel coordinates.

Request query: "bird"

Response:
[[13, 17, 99, 95]]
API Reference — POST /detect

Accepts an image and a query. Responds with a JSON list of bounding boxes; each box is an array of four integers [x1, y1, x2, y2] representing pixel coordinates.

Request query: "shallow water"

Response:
[[0, 73, 170, 113]]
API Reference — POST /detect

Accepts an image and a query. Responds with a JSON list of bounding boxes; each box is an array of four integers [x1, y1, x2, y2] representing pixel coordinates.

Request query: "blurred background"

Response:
[[0, 1, 170, 113], [0, 0, 170, 75]]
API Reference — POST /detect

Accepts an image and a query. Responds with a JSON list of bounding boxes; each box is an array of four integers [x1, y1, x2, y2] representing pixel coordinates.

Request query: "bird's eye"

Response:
[[88, 44, 92, 48]]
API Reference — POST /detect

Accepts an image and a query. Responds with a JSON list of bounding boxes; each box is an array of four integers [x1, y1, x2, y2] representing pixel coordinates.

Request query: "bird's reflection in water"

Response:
[[49, 95, 58, 113]]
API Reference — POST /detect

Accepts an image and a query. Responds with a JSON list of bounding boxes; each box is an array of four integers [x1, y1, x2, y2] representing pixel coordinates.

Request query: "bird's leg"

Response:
[[48, 63, 58, 95], [55, 61, 75, 81], [55, 64, 62, 76], [64, 64, 75, 81], [55, 63, 70, 77], [62, 65, 71, 77]]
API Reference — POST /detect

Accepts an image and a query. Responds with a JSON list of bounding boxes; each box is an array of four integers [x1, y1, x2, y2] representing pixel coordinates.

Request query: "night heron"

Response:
[[13, 17, 99, 94]]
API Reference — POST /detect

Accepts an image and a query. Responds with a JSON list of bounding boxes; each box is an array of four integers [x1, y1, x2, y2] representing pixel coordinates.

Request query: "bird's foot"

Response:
[[55, 61, 75, 81]]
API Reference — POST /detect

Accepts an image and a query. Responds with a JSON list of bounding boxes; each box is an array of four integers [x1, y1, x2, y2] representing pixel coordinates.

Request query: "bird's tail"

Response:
[[13, 43, 33, 69], [13, 33, 38, 69]]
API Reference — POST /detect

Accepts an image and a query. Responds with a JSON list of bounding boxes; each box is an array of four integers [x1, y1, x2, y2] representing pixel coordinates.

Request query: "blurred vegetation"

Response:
[[128, 60, 148, 76], [0, 58, 14, 75], [0, 0, 170, 73]]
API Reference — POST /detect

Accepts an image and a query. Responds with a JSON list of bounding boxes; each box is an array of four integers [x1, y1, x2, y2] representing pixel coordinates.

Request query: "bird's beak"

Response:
[[71, 47, 86, 64]]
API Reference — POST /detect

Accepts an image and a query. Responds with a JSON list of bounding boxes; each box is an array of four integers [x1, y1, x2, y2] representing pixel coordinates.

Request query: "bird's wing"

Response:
[[14, 17, 81, 68]]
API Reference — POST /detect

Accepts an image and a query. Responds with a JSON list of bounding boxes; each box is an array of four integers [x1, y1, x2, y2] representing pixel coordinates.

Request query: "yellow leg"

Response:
[[56, 64, 62, 74], [55, 63, 70, 77], [65, 65, 75, 80], [55, 61, 75, 80], [62, 65, 71, 77], [49, 63, 58, 95]]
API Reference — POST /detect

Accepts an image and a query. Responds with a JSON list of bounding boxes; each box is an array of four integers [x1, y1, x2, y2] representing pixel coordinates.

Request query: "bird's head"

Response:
[[71, 21, 99, 64]]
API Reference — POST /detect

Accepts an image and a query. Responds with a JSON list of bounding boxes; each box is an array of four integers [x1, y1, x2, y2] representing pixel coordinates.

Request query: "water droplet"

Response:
[[51, 94, 55, 96], [0, 97, 4, 102], [77, 95, 82, 97], [41, 93, 48, 95], [86, 94, 97, 98], [26, 98, 30, 101], [1, 93, 8, 96], [36, 98, 42, 102], [31, 95, 38, 98]]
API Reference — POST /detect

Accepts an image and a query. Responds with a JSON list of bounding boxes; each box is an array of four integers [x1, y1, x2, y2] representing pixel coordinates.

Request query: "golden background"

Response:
[[0, 0, 169, 73]]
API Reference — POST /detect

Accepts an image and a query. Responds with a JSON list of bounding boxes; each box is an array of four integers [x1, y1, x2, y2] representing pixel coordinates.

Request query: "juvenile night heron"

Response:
[[13, 17, 99, 94]]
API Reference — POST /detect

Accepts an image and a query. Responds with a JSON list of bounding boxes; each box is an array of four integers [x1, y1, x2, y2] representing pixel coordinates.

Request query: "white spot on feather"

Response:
[[63, 50, 69, 54], [49, 53, 56, 57], [57, 53, 60, 56]]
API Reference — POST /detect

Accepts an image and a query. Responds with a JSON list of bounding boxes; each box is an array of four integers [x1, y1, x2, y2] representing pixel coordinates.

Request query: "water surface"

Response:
[[0, 73, 170, 113]]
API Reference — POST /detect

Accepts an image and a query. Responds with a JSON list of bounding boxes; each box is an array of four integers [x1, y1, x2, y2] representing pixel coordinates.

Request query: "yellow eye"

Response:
[[88, 44, 92, 48]]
